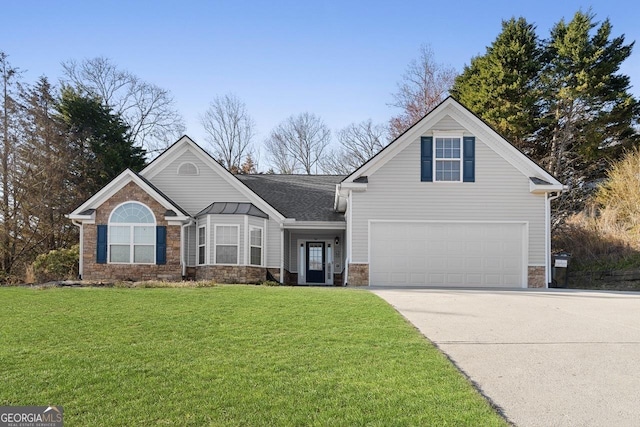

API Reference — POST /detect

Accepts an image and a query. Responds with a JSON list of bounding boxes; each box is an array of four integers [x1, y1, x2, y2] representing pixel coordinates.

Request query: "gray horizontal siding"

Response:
[[351, 132, 546, 265], [150, 150, 247, 216]]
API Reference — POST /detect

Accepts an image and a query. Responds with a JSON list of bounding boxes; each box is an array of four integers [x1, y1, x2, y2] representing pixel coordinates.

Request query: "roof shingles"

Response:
[[237, 175, 345, 222]]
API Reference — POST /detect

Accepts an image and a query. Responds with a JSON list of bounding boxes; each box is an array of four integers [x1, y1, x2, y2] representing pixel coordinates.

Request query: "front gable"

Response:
[[341, 97, 562, 189], [140, 136, 285, 221]]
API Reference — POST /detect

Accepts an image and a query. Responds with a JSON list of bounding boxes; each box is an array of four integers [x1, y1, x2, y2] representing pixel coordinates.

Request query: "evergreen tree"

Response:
[[57, 87, 146, 198], [540, 10, 639, 179], [451, 17, 542, 150]]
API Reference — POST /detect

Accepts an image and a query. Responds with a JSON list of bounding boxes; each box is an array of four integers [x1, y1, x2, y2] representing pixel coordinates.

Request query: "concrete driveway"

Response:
[[371, 288, 640, 427]]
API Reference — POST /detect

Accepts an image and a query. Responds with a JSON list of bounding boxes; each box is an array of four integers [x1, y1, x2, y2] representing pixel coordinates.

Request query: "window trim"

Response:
[[107, 201, 156, 265], [214, 224, 240, 265], [433, 132, 464, 183], [249, 226, 263, 266], [197, 225, 206, 265]]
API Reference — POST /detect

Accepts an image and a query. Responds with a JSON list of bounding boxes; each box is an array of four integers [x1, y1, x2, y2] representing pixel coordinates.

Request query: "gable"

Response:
[[140, 136, 285, 220], [343, 97, 562, 188]]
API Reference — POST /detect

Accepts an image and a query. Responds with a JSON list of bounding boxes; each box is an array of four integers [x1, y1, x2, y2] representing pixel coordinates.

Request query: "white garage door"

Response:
[[369, 221, 526, 287]]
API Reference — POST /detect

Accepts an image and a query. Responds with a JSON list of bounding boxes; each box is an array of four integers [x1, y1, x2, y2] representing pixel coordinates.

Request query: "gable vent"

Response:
[[177, 162, 199, 176]]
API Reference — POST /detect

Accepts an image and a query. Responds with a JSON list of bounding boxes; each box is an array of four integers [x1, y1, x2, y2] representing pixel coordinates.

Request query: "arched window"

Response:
[[108, 202, 156, 263]]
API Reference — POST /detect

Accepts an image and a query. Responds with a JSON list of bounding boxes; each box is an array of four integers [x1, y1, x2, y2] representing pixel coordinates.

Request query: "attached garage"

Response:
[[369, 221, 527, 287]]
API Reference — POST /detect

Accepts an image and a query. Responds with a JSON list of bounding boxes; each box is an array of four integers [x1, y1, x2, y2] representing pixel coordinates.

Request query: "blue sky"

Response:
[[2, 0, 639, 162]]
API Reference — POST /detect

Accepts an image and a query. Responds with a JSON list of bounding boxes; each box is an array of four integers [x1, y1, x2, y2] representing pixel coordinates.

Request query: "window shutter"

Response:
[[421, 136, 433, 182], [463, 136, 475, 182], [156, 226, 167, 265], [96, 225, 108, 264]]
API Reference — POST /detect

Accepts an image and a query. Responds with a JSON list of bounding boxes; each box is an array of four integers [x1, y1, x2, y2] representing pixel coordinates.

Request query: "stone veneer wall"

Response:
[[82, 181, 182, 281], [347, 263, 369, 286], [527, 266, 546, 288], [195, 265, 265, 284]]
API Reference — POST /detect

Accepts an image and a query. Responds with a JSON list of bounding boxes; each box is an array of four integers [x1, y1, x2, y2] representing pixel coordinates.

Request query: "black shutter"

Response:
[[96, 225, 108, 264], [156, 226, 167, 265], [421, 136, 433, 182], [463, 136, 475, 182]]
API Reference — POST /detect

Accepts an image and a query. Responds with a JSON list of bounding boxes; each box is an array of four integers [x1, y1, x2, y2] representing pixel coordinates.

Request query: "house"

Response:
[[68, 97, 564, 288]]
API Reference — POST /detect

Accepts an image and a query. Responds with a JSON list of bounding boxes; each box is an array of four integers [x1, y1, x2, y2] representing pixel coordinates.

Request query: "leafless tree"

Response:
[[322, 119, 388, 174], [389, 44, 457, 139], [265, 112, 331, 174], [200, 94, 255, 172], [61, 57, 185, 155]]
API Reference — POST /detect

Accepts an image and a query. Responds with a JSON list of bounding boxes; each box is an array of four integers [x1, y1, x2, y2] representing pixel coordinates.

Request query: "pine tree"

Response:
[[451, 17, 542, 150]]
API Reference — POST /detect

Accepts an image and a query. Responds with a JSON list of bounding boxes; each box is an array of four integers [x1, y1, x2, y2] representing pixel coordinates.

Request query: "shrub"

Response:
[[32, 245, 79, 283]]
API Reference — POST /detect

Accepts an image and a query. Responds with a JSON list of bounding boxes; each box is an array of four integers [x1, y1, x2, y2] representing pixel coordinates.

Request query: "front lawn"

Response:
[[0, 286, 505, 426]]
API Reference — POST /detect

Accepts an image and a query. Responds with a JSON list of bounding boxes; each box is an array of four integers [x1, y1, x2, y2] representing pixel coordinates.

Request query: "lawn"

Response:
[[0, 286, 506, 426]]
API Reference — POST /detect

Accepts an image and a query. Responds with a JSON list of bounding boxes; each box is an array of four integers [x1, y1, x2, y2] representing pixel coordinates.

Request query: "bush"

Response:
[[32, 245, 79, 283]]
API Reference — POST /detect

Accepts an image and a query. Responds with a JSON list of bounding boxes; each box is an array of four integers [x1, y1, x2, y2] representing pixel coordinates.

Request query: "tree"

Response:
[[239, 153, 257, 174], [540, 10, 639, 179], [451, 18, 543, 150], [321, 119, 388, 174], [61, 57, 185, 154], [265, 113, 331, 174], [0, 52, 23, 277], [389, 45, 457, 139], [57, 87, 147, 198], [200, 94, 255, 172]]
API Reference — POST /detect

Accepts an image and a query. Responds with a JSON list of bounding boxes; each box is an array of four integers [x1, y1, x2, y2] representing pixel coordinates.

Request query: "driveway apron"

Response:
[[371, 288, 640, 427]]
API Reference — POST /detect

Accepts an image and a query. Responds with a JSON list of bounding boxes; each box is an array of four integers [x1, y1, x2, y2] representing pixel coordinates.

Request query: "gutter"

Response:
[[71, 220, 83, 279], [545, 191, 563, 286]]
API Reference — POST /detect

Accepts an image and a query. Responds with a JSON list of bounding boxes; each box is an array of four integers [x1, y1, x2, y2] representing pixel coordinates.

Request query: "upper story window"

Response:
[[421, 134, 475, 183], [435, 137, 461, 182], [177, 161, 199, 176], [108, 202, 156, 264]]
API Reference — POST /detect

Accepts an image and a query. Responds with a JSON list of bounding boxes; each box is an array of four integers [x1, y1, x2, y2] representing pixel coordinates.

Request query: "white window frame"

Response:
[[249, 226, 263, 266], [214, 224, 240, 265], [433, 132, 463, 183], [197, 225, 206, 265], [107, 201, 156, 264]]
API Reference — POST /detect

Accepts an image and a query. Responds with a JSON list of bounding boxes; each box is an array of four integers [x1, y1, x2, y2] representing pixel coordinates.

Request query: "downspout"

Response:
[[546, 192, 562, 286], [280, 224, 285, 284], [181, 218, 194, 278], [72, 220, 83, 279]]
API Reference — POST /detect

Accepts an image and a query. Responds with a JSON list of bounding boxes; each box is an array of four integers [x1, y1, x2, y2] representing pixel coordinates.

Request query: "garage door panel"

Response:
[[370, 222, 525, 287]]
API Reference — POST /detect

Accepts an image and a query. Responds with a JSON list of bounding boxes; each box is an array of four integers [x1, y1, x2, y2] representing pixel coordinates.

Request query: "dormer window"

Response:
[[435, 137, 462, 181], [421, 133, 475, 183]]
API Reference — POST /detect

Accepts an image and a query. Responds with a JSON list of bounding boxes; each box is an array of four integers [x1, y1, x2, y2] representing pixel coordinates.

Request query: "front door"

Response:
[[306, 242, 325, 283]]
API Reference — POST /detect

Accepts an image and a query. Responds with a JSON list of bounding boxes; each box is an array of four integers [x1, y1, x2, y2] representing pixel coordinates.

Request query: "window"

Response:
[[109, 202, 155, 263], [198, 226, 206, 265], [435, 137, 461, 181], [215, 225, 238, 264], [249, 227, 263, 266]]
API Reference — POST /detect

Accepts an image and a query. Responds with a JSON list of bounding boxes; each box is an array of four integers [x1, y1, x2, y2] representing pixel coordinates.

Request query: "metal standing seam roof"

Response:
[[236, 174, 346, 222], [196, 202, 269, 218]]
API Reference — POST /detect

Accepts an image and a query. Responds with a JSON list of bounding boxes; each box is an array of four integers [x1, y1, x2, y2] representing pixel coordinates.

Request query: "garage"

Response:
[[369, 221, 527, 287]]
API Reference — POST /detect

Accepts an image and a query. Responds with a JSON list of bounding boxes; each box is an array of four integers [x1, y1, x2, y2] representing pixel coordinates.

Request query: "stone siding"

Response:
[[195, 265, 266, 284], [82, 181, 182, 281], [348, 263, 369, 286], [527, 266, 546, 288]]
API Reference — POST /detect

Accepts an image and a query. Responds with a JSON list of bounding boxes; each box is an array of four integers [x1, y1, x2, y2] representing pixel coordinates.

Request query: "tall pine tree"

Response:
[[451, 17, 542, 150]]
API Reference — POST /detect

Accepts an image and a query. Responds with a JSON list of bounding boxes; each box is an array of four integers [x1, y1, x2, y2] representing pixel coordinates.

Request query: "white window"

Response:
[[198, 226, 206, 265], [249, 227, 263, 266], [177, 161, 199, 176], [215, 225, 239, 264], [108, 202, 155, 264], [435, 137, 462, 182]]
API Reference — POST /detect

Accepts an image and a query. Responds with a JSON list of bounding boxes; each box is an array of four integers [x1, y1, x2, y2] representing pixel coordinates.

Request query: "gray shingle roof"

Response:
[[237, 175, 345, 221]]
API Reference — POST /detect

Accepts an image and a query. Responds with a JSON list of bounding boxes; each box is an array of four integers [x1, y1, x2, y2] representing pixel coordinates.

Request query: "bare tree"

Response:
[[265, 112, 331, 174], [322, 119, 388, 174], [389, 44, 457, 139], [61, 57, 185, 155], [200, 94, 255, 172]]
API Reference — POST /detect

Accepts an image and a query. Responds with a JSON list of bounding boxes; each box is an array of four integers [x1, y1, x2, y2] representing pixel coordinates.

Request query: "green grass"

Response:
[[0, 286, 506, 426]]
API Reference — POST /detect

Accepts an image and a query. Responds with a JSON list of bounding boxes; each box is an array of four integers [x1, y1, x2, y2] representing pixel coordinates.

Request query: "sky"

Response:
[[2, 0, 639, 166]]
